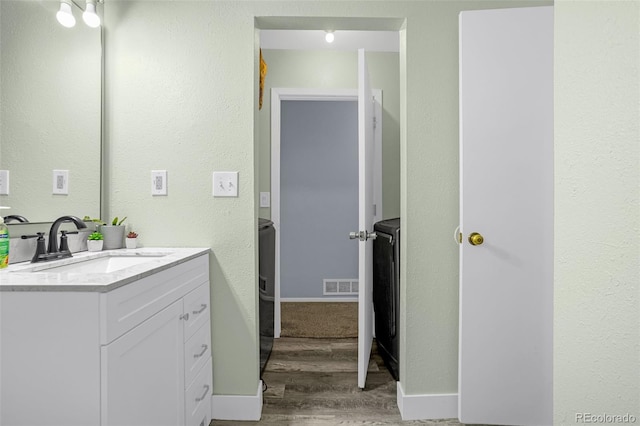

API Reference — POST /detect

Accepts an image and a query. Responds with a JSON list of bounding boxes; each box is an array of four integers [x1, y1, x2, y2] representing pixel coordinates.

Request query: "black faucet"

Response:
[[48, 215, 87, 255], [3, 215, 29, 223]]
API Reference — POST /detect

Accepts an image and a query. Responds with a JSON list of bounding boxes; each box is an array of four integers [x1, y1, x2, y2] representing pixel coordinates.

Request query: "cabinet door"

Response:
[[102, 300, 185, 426]]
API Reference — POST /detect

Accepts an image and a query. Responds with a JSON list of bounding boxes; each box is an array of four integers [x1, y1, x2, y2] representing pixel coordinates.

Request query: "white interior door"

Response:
[[270, 88, 383, 338], [458, 6, 553, 426], [356, 48, 375, 389]]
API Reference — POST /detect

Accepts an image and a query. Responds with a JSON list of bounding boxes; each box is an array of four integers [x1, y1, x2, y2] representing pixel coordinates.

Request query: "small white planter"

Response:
[[87, 240, 103, 252], [125, 238, 137, 249]]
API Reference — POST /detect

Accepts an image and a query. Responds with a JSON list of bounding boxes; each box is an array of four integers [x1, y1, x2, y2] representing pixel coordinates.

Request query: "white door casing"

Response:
[[458, 6, 553, 426]]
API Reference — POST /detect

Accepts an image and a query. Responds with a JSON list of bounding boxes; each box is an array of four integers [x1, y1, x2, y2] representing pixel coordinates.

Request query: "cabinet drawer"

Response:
[[184, 320, 211, 387], [100, 255, 208, 345], [185, 358, 212, 426], [183, 282, 210, 341]]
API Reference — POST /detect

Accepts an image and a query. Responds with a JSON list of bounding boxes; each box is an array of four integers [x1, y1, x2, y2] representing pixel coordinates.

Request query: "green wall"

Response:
[[258, 49, 401, 220], [554, 0, 640, 422], [99, 3, 640, 423], [105, 1, 261, 394]]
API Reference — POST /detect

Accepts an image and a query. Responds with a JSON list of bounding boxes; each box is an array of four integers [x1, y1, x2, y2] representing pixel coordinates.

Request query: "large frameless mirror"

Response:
[[0, 0, 102, 224]]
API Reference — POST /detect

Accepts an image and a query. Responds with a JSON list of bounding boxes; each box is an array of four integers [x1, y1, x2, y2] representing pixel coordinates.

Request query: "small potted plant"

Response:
[[82, 216, 105, 232], [126, 231, 138, 249], [100, 216, 127, 249], [87, 231, 104, 252]]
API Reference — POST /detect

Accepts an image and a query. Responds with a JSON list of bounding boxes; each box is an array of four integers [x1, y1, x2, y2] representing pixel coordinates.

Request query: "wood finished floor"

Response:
[[211, 337, 465, 425]]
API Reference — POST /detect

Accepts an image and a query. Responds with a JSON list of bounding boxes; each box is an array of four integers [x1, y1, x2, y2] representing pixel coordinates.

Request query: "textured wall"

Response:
[[103, 0, 551, 399], [104, 1, 261, 395], [11, 0, 636, 417], [0, 0, 101, 222], [555, 0, 640, 422]]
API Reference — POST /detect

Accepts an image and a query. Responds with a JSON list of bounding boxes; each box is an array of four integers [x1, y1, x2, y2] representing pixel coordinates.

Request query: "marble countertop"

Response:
[[0, 247, 210, 293]]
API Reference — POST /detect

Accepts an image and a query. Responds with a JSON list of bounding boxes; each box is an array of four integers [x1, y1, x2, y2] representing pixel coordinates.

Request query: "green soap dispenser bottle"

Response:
[[0, 216, 9, 269]]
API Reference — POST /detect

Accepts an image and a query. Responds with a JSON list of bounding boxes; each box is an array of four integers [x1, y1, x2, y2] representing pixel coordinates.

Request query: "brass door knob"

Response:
[[468, 232, 484, 246]]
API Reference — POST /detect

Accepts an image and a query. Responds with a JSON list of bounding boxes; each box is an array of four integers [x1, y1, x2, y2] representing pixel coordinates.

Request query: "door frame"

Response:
[[270, 87, 383, 338]]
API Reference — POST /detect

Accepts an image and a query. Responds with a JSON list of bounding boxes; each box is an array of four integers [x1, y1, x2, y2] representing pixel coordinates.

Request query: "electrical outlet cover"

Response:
[[151, 170, 168, 196], [260, 192, 270, 207], [52, 170, 69, 195], [0, 170, 9, 195]]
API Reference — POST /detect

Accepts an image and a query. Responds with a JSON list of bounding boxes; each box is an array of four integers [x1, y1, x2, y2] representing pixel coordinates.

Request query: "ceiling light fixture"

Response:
[[56, 0, 76, 28], [82, 0, 101, 28], [325, 30, 335, 43]]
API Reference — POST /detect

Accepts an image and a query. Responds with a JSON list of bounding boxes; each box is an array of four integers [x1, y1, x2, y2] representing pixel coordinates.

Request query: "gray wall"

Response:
[[280, 100, 358, 298]]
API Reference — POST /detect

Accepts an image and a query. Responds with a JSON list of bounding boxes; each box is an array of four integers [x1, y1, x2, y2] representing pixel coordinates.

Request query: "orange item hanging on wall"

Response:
[[259, 49, 268, 110]]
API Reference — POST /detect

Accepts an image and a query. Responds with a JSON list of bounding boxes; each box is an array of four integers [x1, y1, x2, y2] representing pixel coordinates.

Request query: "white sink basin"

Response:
[[42, 255, 165, 274], [19, 253, 169, 274]]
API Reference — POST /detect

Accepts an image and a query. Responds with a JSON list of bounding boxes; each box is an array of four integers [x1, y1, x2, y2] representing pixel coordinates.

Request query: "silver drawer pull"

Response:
[[194, 344, 208, 359], [195, 384, 210, 402], [192, 304, 207, 315], [179, 313, 190, 321]]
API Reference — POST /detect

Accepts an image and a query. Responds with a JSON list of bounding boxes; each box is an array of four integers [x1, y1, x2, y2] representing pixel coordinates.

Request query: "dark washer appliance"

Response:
[[373, 218, 400, 380], [258, 218, 275, 373]]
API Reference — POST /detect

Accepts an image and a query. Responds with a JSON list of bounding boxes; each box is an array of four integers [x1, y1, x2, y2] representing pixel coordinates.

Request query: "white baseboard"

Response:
[[281, 297, 357, 302], [397, 382, 458, 420], [211, 381, 263, 421]]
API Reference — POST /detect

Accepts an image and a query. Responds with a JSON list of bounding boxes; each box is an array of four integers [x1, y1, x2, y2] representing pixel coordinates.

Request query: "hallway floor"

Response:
[[212, 337, 465, 425]]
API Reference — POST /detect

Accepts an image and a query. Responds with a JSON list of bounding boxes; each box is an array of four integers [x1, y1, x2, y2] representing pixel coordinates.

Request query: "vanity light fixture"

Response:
[[325, 30, 335, 43], [82, 0, 100, 28], [56, 0, 101, 28], [56, 0, 76, 28]]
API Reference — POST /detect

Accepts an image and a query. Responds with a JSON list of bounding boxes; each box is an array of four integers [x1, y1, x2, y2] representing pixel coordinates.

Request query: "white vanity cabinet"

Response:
[[0, 250, 212, 426]]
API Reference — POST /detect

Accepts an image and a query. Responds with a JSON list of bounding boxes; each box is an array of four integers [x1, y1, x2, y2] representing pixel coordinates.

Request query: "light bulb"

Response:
[[56, 1, 76, 28], [325, 31, 335, 43], [83, 1, 100, 28]]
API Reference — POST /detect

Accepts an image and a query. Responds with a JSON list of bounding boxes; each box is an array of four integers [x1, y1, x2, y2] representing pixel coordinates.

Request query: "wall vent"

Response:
[[323, 279, 359, 296]]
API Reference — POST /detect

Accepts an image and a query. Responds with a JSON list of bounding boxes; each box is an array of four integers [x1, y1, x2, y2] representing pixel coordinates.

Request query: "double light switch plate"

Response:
[[213, 172, 238, 197]]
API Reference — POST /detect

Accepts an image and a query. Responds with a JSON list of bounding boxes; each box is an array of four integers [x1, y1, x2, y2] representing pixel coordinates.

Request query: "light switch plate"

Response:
[[260, 192, 270, 207], [213, 172, 239, 197], [151, 170, 168, 196], [52, 170, 69, 195], [0, 170, 9, 195]]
